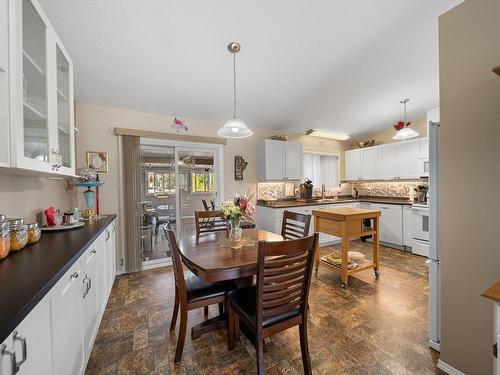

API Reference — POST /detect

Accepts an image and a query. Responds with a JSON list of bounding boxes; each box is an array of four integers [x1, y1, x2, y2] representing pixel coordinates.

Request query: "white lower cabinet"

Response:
[[1, 219, 116, 375], [403, 205, 413, 248], [369, 203, 403, 246], [82, 246, 100, 361], [0, 295, 52, 375], [51, 260, 85, 375]]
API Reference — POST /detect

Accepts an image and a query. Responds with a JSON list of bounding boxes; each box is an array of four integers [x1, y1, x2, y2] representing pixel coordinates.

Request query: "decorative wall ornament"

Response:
[[234, 156, 248, 181], [171, 117, 188, 132], [86, 151, 108, 173]]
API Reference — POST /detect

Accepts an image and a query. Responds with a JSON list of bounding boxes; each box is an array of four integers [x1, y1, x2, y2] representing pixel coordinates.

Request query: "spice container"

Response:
[[0, 214, 9, 260], [8, 219, 28, 251], [27, 222, 41, 244]]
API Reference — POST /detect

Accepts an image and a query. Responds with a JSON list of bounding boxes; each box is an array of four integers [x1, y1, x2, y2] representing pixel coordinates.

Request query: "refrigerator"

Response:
[[428, 120, 440, 351]]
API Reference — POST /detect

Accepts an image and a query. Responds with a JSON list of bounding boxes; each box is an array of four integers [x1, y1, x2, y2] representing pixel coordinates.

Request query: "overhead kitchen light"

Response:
[[304, 129, 350, 141], [392, 98, 419, 140], [217, 42, 253, 139]]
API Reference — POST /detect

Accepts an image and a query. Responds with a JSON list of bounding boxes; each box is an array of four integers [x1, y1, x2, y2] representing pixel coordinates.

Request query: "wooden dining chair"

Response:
[[164, 225, 236, 362], [281, 210, 312, 239], [201, 199, 211, 211], [226, 233, 319, 375], [194, 210, 227, 237]]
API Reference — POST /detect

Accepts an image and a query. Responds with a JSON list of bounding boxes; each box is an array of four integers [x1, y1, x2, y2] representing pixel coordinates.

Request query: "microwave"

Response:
[[420, 158, 429, 177]]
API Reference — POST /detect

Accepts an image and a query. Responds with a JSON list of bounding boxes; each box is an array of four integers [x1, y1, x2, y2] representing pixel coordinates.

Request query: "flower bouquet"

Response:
[[221, 193, 255, 243]]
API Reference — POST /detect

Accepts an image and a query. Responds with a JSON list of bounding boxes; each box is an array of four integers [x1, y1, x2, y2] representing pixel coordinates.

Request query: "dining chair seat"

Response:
[[185, 272, 236, 304], [227, 286, 301, 328]]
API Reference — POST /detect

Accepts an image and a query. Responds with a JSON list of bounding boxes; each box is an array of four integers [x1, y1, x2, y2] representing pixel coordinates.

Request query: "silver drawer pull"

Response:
[[13, 331, 27, 371], [70, 271, 79, 279], [1, 344, 16, 375], [91, 249, 97, 254]]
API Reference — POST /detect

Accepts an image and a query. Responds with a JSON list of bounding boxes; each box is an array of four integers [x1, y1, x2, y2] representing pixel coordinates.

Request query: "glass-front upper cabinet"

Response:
[[8, 0, 75, 175], [55, 43, 75, 174]]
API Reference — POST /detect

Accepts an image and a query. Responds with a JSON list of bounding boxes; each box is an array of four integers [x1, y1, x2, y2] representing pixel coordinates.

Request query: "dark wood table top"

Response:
[[178, 229, 284, 282]]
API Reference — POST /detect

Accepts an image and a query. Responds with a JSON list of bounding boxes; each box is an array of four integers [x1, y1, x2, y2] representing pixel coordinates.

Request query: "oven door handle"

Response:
[[411, 207, 429, 212]]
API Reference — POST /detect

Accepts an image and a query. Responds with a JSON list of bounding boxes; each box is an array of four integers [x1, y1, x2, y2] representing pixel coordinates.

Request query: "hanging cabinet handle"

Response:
[[13, 331, 27, 371], [1, 344, 16, 375]]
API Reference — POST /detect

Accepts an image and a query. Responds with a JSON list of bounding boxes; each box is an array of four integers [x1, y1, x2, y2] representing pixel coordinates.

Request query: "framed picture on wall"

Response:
[[86, 151, 108, 173]]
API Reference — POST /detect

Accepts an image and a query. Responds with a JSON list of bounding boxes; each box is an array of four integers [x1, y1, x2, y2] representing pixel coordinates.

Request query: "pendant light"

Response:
[[392, 98, 419, 140], [217, 42, 253, 139]]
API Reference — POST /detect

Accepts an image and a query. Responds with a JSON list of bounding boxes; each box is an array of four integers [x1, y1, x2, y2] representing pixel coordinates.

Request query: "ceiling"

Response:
[[39, 0, 462, 138]]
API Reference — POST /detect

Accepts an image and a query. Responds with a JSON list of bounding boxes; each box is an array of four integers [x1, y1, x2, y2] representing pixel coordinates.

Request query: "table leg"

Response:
[[373, 216, 380, 279], [314, 217, 320, 275], [340, 221, 349, 288]]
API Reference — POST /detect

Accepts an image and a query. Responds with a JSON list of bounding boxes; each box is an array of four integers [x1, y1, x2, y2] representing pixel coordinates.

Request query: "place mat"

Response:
[[218, 236, 257, 250]]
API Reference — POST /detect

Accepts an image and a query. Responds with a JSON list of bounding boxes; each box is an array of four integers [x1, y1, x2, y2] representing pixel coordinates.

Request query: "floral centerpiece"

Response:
[[221, 193, 255, 242]]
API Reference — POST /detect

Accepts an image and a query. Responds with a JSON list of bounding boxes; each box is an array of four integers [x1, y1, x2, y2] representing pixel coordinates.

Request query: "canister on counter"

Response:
[[8, 218, 28, 251], [0, 214, 9, 260], [27, 222, 41, 244]]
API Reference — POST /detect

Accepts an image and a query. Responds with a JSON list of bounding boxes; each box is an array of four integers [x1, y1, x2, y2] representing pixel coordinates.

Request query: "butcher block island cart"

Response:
[[312, 207, 381, 288]]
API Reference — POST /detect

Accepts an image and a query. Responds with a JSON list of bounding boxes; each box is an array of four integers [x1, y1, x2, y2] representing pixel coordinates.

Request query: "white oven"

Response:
[[411, 203, 429, 256]]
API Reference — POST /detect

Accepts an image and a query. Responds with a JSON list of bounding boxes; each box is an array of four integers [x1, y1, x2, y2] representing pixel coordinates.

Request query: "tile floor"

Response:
[[85, 241, 444, 374]]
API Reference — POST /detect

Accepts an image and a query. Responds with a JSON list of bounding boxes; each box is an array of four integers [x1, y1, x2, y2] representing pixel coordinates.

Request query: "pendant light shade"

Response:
[[218, 42, 253, 139], [392, 126, 419, 140], [392, 98, 419, 140], [217, 118, 253, 138]]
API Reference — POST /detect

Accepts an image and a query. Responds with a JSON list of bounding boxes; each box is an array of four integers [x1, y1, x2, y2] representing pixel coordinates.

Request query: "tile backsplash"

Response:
[[257, 181, 427, 200], [351, 181, 426, 198]]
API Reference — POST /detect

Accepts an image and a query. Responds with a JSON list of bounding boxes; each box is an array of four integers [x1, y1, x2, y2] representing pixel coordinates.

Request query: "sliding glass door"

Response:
[[138, 138, 222, 266]]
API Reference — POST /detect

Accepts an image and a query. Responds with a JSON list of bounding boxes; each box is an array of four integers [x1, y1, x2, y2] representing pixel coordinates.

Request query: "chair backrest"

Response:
[[281, 210, 312, 240], [163, 224, 187, 301], [201, 199, 210, 211], [255, 234, 318, 328], [194, 210, 227, 237]]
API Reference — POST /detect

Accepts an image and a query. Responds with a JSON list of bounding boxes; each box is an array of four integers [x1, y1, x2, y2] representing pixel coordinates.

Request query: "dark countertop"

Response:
[[257, 196, 415, 209], [0, 215, 116, 343]]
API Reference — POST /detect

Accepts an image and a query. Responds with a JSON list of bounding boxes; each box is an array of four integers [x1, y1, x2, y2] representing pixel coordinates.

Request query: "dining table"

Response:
[[177, 228, 284, 338]]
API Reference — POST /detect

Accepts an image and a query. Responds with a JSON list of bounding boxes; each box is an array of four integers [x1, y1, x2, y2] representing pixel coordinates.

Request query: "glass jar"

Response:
[[27, 223, 41, 244], [8, 219, 28, 251], [0, 214, 9, 260]]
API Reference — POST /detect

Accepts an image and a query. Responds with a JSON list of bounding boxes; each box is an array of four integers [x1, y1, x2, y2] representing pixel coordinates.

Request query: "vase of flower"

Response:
[[221, 193, 255, 244], [229, 219, 242, 243]]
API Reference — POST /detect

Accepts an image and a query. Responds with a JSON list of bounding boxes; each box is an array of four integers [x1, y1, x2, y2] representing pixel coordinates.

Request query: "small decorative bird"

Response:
[[172, 117, 188, 132]]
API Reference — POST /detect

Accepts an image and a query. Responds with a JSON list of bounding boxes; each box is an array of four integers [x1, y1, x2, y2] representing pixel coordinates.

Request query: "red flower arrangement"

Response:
[[393, 121, 412, 131]]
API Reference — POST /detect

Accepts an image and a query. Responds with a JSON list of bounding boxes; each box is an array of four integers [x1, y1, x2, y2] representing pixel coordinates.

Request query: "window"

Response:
[[146, 171, 176, 195], [191, 172, 215, 193], [303, 153, 339, 192]]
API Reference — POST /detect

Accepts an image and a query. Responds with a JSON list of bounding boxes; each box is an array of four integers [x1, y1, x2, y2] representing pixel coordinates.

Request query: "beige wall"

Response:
[[349, 113, 428, 149], [439, 0, 500, 373], [0, 173, 76, 223], [75, 102, 346, 268]]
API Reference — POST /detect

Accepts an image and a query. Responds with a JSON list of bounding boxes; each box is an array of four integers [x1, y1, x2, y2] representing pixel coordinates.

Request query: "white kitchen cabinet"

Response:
[[420, 137, 429, 159], [285, 142, 302, 180], [0, 0, 10, 168], [344, 149, 362, 181], [378, 143, 398, 180], [51, 259, 85, 375], [0, 295, 52, 375], [82, 246, 100, 361], [95, 232, 108, 314], [403, 205, 413, 248], [369, 203, 403, 246], [5, 0, 75, 176], [258, 140, 302, 181], [105, 222, 117, 295], [396, 138, 420, 179], [361, 147, 378, 180]]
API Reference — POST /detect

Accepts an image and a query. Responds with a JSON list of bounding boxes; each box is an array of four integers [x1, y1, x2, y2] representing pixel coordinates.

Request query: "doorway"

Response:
[[138, 138, 223, 268]]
